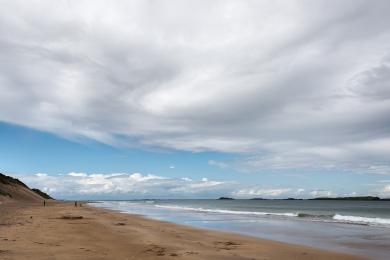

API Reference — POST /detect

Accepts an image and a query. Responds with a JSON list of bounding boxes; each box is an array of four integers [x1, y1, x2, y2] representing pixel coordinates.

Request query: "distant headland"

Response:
[[218, 196, 390, 201], [309, 196, 390, 201]]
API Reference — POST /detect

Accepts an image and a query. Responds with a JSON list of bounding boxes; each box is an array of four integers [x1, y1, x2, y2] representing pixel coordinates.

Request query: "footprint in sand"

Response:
[[214, 241, 241, 250], [185, 251, 199, 255], [144, 245, 167, 256]]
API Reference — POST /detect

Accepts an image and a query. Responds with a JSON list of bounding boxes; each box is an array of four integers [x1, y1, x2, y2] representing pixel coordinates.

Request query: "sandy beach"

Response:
[[0, 201, 365, 260]]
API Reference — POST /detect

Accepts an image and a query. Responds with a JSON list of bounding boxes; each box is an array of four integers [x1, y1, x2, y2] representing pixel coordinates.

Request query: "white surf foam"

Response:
[[155, 205, 298, 217], [333, 214, 390, 226]]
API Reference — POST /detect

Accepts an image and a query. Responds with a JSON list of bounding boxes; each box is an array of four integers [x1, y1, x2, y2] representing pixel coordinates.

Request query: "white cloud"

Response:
[[0, 1, 390, 173], [14, 172, 233, 199], [68, 172, 87, 177], [362, 183, 390, 198], [309, 190, 335, 198], [232, 188, 297, 198]]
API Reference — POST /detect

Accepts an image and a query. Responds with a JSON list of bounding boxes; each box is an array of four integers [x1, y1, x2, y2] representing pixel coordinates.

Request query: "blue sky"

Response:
[[1, 122, 388, 199], [1, 1, 390, 199]]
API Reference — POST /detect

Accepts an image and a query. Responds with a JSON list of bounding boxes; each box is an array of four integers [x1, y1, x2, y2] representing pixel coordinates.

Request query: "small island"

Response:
[[218, 197, 234, 200]]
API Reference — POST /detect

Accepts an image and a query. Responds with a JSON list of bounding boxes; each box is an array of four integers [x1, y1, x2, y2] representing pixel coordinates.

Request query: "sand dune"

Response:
[[0, 173, 49, 203]]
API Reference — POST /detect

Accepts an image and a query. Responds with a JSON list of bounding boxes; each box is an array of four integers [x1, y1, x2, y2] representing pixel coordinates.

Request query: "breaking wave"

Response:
[[333, 214, 390, 226], [155, 205, 390, 227], [155, 205, 298, 217]]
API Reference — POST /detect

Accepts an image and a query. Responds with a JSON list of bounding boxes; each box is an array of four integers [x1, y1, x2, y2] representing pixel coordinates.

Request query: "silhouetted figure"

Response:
[[43, 200, 46, 207], [75, 201, 77, 207]]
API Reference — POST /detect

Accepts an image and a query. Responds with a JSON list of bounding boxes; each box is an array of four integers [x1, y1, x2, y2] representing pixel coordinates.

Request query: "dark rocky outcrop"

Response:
[[218, 197, 234, 200]]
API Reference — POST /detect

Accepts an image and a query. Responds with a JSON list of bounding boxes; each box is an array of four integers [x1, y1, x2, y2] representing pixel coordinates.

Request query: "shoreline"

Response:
[[0, 201, 365, 259], [93, 199, 390, 259]]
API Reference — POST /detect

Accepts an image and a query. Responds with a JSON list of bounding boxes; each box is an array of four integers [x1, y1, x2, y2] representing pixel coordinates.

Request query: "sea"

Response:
[[91, 199, 390, 259]]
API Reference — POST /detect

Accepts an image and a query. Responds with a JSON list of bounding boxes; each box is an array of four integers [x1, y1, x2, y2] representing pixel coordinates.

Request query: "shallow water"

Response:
[[92, 199, 390, 259]]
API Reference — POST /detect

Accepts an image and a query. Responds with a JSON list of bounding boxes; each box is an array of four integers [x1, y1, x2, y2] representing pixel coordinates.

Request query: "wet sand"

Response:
[[0, 201, 366, 260]]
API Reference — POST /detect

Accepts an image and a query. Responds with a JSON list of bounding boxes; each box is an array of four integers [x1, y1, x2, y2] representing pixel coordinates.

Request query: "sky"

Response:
[[1, 0, 390, 199]]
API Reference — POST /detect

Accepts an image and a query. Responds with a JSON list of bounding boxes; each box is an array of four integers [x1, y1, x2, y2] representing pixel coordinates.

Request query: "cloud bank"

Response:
[[18, 172, 234, 199], [10, 172, 387, 200], [1, 1, 390, 173]]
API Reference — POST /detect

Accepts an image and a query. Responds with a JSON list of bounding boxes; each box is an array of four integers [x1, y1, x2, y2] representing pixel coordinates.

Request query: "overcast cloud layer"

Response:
[[1, 0, 390, 173]]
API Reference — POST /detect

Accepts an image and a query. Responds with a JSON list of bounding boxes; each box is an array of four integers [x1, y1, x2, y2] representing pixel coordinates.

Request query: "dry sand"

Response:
[[0, 201, 366, 260]]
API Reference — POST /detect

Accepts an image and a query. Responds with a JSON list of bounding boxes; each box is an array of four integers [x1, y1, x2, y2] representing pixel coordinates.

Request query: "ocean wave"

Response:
[[297, 213, 334, 218], [155, 205, 298, 217], [333, 214, 390, 226], [155, 205, 390, 227]]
